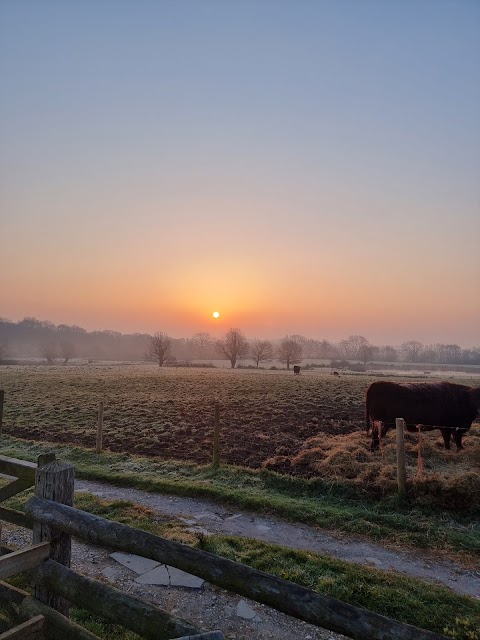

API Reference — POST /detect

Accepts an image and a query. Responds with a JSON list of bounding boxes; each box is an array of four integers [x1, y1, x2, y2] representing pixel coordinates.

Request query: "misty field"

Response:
[[1, 364, 479, 506]]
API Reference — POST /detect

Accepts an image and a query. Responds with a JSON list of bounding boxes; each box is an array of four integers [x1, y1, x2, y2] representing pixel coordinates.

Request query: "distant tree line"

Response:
[[0, 317, 479, 368]]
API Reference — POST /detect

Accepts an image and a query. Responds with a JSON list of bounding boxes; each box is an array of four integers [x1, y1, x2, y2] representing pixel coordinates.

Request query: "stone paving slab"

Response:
[[101, 566, 119, 579], [135, 564, 204, 588], [110, 551, 160, 574], [236, 599, 262, 622]]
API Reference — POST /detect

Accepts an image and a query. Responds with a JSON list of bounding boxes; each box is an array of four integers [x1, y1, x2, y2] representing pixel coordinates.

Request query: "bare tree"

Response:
[[290, 334, 307, 347], [277, 335, 303, 370], [0, 343, 9, 364], [191, 332, 214, 358], [400, 340, 423, 363], [358, 341, 374, 365], [378, 345, 398, 362], [216, 328, 249, 368], [339, 335, 370, 360], [250, 339, 274, 368], [60, 340, 76, 364], [434, 343, 462, 364], [146, 332, 172, 367], [41, 342, 57, 365]]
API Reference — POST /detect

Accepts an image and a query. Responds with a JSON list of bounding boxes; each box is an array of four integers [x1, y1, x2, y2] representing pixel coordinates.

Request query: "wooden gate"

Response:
[[0, 455, 46, 638]]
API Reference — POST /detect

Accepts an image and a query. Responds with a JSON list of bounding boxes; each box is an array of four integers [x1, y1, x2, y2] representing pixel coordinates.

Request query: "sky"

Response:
[[1, 0, 479, 346]]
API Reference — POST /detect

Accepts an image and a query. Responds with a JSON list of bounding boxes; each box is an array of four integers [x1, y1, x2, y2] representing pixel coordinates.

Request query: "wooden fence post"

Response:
[[212, 402, 220, 467], [33, 455, 75, 616], [96, 401, 104, 454], [395, 418, 406, 496], [0, 390, 4, 437]]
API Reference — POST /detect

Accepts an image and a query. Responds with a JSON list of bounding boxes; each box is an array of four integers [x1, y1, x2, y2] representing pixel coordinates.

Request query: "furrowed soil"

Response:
[[1, 364, 479, 504]]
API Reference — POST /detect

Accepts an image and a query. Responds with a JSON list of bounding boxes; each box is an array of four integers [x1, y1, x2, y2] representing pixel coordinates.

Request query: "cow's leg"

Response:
[[441, 429, 451, 450], [454, 428, 466, 451], [370, 421, 382, 451]]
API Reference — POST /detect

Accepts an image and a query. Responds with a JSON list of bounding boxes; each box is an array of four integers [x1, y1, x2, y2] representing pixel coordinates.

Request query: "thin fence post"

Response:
[[212, 402, 220, 467], [395, 418, 406, 496], [33, 455, 75, 616], [96, 401, 104, 454], [0, 390, 4, 437]]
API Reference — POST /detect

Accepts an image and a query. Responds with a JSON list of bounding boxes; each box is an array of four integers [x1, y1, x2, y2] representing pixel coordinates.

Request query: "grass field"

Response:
[[1, 364, 479, 507]]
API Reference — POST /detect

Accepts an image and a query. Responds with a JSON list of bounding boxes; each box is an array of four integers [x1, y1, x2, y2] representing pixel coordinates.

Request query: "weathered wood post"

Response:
[[395, 418, 406, 496], [96, 401, 104, 454], [0, 390, 4, 437], [212, 402, 220, 467], [32, 454, 75, 616]]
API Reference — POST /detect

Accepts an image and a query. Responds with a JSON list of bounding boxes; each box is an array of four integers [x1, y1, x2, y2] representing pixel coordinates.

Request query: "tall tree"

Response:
[[358, 341, 374, 365], [0, 343, 9, 363], [146, 332, 172, 367], [250, 339, 274, 368], [191, 332, 214, 358], [400, 340, 423, 363], [339, 335, 370, 360], [41, 342, 57, 365], [216, 328, 249, 368], [277, 335, 303, 370], [59, 340, 76, 364], [378, 345, 398, 362]]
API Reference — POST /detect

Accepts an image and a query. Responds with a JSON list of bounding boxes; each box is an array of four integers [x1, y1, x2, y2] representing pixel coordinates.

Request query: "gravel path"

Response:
[[76, 479, 480, 599]]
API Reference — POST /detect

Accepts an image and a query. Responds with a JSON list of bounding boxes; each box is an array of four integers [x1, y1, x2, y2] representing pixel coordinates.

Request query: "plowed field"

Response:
[[1, 365, 367, 464]]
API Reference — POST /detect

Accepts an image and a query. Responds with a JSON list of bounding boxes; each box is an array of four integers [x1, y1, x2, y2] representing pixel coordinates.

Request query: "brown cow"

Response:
[[366, 381, 480, 451], [293, 366, 301, 375]]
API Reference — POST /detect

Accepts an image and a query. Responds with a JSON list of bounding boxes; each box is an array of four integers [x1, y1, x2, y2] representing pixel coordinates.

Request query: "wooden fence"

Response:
[[0, 454, 451, 640]]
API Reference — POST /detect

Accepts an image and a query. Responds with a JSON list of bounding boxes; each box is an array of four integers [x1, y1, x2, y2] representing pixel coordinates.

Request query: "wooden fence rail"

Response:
[[25, 495, 449, 640], [0, 456, 36, 510], [0, 582, 102, 640], [0, 455, 37, 528], [0, 506, 32, 530], [0, 613, 44, 640], [0, 542, 50, 581], [0, 456, 36, 483]]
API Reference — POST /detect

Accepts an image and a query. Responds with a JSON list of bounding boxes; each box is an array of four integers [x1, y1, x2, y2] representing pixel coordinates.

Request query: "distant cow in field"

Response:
[[333, 371, 340, 377], [293, 366, 301, 375], [366, 381, 480, 451]]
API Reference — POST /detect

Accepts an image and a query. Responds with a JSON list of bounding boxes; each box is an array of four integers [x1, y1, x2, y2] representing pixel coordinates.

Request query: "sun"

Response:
[[212, 311, 220, 319]]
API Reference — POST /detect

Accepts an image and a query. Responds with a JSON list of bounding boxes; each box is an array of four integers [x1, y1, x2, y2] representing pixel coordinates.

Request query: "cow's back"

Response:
[[366, 381, 473, 428]]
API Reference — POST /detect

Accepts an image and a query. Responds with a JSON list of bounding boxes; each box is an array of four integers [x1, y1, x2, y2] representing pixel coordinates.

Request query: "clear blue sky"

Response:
[[1, 1, 479, 345]]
